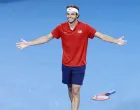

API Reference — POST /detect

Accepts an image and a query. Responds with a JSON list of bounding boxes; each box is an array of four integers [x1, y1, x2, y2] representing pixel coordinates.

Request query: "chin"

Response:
[[68, 21, 73, 24], [68, 20, 75, 24]]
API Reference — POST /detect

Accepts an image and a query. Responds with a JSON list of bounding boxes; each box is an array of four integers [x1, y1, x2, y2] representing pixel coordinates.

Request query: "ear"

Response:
[[77, 13, 80, 18]]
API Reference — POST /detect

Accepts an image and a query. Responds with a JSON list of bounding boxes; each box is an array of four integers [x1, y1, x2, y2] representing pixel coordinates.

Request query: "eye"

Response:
[[71, 13, 75, 15]]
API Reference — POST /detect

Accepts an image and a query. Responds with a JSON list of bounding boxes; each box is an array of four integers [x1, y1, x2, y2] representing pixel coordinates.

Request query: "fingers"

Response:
[[16, 44, 23, 49], [16, 45, 25, 50], [124, 40, 127, 43], [118, 36, 127, 45], [121, 36, 124, 39], [16, 39, 25, 45], [16, 43, 22, 49], [119, 36, 124, 40], [16, 42, 21, 45], [16, 44, 25, 49], [21, 38, 27, 42], [120, 36, 127, 42], [122, 40, 127, 45], [16, 45, 23, 49]]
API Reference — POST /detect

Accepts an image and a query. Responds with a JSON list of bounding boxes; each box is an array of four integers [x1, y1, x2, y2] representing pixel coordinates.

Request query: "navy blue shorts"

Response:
[[62, 64, 86, 85]]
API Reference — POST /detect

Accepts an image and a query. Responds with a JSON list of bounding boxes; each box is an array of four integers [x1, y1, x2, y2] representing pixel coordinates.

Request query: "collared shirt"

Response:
[[52, 21, 97, 66]]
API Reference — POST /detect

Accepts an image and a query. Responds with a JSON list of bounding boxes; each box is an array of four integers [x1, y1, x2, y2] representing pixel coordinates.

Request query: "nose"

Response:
[[67, 14, 72, 18]]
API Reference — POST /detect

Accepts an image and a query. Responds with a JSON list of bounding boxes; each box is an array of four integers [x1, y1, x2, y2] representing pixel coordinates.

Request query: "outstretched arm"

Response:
[[28, 33, 54, 46], [16, 33, 54, 49], [95, 32, 127, 46]]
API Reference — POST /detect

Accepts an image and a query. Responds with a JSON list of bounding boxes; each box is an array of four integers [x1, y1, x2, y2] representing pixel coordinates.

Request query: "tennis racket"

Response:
[[92, 89, 116, 101]]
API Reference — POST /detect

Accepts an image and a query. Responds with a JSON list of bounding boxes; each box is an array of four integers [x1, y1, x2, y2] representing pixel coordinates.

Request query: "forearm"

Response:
[[28, 36, 51, 46], [101, 34, 119, 44]]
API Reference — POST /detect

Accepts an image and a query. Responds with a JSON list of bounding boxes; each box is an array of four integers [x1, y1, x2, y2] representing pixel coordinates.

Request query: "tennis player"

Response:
[[16, 4, 127, 110]]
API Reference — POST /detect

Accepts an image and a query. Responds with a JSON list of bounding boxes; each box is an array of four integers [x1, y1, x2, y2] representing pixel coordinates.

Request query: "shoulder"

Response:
[[78, 21, 88, 25], [60, 22, 68, 26], [55, 22, 67, 29], [79, 21, 97, 33], [78, 21, 95, 30], [78, 21, 93, 29]]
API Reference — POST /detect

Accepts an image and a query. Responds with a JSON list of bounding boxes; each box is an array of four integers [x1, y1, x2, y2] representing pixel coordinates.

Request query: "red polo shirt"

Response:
[[51, 21, 97, 66]]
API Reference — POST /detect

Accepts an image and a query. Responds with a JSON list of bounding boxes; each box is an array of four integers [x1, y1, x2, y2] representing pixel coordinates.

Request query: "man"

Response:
[[16, 4, 127, 110]]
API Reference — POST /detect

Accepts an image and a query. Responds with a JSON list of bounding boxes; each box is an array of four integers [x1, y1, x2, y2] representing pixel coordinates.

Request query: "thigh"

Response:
[[71, 65, 86, 85], [62, 64, 72, 84]]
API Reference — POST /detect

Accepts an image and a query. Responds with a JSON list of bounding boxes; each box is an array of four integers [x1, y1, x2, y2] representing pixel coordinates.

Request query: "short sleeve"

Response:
[[51, 25, 61, 39], [86, 24, 97, 39]]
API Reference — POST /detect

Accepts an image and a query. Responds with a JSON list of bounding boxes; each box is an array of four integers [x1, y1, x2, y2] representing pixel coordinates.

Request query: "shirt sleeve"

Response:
[[51, 24, 61, 39], [86, 24, 97, 39]]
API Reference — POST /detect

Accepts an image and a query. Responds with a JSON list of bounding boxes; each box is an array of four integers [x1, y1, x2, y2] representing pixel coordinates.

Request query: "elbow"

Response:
[[45, 36, 53, 43]]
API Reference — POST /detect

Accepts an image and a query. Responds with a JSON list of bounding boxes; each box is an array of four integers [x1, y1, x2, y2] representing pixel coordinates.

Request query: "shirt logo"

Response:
[[77, 30, 82, 33]]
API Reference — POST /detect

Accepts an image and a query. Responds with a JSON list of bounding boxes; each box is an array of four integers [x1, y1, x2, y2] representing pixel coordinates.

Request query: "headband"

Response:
[[67, 7, 79, 14]]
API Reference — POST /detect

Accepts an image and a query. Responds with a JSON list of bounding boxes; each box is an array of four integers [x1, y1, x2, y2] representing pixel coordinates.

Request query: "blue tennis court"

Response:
[[0, 0, 140, 110]]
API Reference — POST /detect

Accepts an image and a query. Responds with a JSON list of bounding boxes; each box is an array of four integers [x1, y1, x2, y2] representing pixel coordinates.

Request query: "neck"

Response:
[[68, 20, 78, 30]]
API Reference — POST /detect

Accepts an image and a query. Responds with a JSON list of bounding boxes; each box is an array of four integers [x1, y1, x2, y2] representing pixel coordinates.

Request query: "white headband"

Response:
[[67, 7, 79, 14]]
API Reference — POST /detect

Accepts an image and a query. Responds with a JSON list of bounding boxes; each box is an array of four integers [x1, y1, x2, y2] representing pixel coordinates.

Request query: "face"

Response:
[[66, 11, 78, 23]]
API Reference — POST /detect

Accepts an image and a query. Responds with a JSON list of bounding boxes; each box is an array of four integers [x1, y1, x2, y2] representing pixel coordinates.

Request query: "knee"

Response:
[[72, 88, 80, 96], [68, 87, 72, 92], [68, 85, 72, 92]]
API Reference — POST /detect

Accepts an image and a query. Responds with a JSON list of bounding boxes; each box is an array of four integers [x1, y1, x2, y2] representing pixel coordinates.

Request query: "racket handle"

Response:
[[105, 89, 116, 96], [105, 93, 111, 96]]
